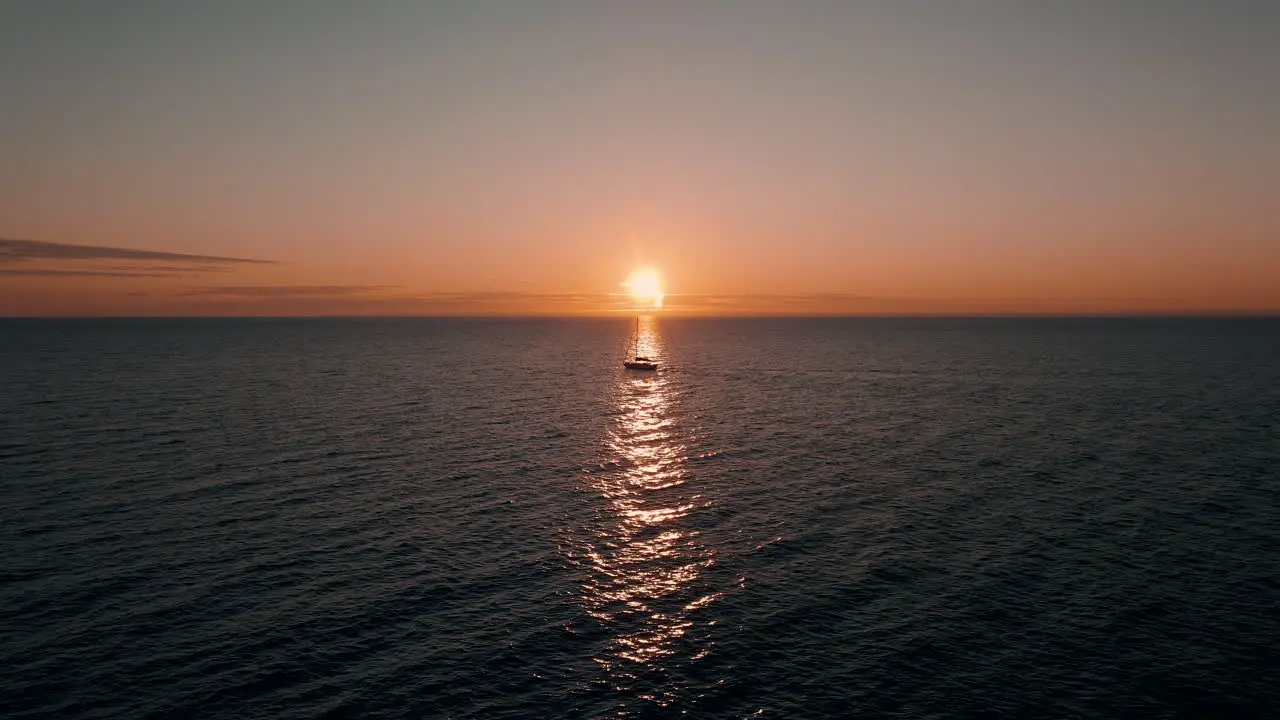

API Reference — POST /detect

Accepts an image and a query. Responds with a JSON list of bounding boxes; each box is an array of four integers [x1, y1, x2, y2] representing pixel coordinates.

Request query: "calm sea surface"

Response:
[[2, 317, 1278, 719]]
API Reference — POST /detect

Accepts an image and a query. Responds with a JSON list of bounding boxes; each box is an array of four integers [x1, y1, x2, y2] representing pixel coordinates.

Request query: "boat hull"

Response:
[[623, 361, 659, 370]]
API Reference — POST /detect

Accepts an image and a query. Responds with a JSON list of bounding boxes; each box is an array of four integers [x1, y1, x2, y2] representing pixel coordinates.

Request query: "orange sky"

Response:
[[2, 2, 1277, 316]]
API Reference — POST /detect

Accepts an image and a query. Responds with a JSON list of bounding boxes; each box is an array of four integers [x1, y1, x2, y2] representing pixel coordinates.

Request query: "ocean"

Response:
[[2, 317, 1277, 719]]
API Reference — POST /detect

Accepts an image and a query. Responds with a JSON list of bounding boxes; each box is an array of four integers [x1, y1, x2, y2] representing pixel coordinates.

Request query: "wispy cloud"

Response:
[[186, 285, 396, 298], [0, 268, 182, 278], [0, 238, 275, 265], [403, 291, 614, 305], [658, 293, 913, 314], [96, 263, 237, 273], [165, 290, 629, 315]]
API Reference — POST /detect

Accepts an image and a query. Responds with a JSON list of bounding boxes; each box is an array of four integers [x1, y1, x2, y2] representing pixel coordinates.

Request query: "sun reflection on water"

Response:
[[574, 316, 719, 707]]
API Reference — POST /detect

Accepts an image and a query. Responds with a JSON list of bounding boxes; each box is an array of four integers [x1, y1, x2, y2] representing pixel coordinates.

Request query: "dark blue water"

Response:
[[2, 317, 1278, 719]]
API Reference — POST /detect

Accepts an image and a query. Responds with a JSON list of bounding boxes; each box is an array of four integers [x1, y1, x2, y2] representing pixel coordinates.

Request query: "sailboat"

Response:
[[623, 317, 659, 370]]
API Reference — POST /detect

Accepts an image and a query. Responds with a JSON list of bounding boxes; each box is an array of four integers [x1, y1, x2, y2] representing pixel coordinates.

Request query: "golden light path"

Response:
[[575, 316, 720, 708]]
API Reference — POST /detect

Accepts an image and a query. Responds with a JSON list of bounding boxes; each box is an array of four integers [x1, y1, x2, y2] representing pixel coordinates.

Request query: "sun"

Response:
[[624, 268, 664, 308]]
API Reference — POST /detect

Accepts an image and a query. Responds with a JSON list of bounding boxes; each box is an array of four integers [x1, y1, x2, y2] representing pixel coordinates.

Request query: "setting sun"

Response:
[[624, 269, 664, 308]]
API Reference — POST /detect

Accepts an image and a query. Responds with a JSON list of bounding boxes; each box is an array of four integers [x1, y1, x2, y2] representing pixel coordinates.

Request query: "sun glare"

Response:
[[624, 269, 664, 308]]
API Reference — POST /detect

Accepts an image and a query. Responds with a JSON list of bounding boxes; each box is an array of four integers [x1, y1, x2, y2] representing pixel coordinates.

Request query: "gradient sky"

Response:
[[2, 0, 1277, 315]]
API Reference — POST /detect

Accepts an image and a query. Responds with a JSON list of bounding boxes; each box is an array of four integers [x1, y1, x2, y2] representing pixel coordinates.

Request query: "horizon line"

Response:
[[2, 311, 1277, 320]]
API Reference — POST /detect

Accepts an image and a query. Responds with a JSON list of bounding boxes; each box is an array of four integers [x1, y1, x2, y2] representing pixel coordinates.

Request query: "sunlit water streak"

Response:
[[570, 317, 723, 714]]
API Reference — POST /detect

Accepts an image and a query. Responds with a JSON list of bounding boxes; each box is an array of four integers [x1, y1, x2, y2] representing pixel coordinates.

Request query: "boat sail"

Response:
[[623, 317, 658, 370]]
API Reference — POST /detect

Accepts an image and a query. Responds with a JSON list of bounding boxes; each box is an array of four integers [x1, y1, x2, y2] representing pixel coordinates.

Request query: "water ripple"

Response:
[[1, 317, 1278, 719]]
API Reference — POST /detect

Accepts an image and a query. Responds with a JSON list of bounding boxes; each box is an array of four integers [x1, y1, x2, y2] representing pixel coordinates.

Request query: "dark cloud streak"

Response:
[[96, 263, 236, 273], [187, 285, 396, 298], [0, 238, 275, 265], [403, 291, 613, 304], [0, 268, 180, 278]]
